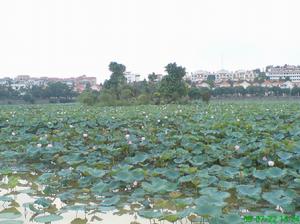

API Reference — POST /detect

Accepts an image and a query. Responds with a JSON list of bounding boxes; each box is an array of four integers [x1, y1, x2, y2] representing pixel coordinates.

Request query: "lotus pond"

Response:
[[0, 102, 300, 224]]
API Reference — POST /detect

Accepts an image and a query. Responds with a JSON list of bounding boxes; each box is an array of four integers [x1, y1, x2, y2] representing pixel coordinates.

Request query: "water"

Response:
[[0, 176, 194, 224]]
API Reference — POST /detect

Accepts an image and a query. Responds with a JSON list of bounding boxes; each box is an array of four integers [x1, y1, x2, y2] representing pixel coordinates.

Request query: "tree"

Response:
[[148, 73, 158, 83], [120, 88, 133, 100], [254, 72, 267, 83], [200, 88, 211, 103], [188, 87, 202, 100], [29, 86, 45, 99], [159, 63, 187, 103], [23, 93, 35, 104], [79, 90, 98, 106], [103, 62, 127, 100], [45, 82, 75, 101]]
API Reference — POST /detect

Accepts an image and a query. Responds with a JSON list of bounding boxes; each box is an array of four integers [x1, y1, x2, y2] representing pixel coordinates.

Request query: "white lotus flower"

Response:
[[128, 141, 132, 145], [83, 133, 88, 138], [237, 118, 240, 122], [125, 134, 130, 139], [164, 116, 168, 119], [157, 119, 160, 123], [145, 115, 148, 118], [11, 132, 16, 136], [133, 181, 138, 186], [240, 208, 249, 213], [69, 125, 74, 128], [179, 110, 182, 113], [37, 143, 42, 148], [234, 145, 240, 151], [211, 116, 214, 119], [141, 137, 145, 141], [47, 144, 53, 148], [262, 156, 267, 161], [268, 160, 274, 167], [112, 116, 115, 119], [276, 205, 284, 213]]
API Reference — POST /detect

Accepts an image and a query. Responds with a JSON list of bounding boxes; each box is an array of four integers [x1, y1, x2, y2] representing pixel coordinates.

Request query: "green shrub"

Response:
[[137, 94, 150, 105], [79, 91, 98, 106]]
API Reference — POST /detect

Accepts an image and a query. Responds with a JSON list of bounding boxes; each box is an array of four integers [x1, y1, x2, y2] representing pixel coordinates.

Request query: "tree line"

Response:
[[79, 62, 300, 106], [0, 82, 78, 104], [79, 62, 211, 106]]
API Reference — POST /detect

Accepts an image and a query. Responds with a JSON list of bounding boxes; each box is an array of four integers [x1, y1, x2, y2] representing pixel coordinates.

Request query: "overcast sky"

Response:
[[0, 0, 299, 83]]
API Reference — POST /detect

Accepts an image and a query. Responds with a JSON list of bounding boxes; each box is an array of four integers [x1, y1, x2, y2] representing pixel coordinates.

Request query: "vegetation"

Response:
[[0, 102, 299, 223], [0, 82, 78, 104], [86, 62, 209, 106]]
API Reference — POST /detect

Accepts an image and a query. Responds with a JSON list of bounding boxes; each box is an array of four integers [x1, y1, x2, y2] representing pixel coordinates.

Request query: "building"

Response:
[[215, 81, 231, 88], [191, 70, 210, 83], [279, 81, 294, 89], [191, 69, 258, 83], [0, 75, 98, 93], [125, 72, 141, 83], [233, 80, 251, 89], [195, 81, 211, 88], [266, 65, 300, 82]]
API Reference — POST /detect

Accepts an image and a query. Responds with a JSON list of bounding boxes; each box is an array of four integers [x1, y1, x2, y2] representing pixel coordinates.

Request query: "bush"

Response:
[[137, 94, 150, 105], [120, 88, 133, 100], [152, 92, 161, 105], [200, 88, 211, 104], [188, 87, 202, 100], [23, 94, 35, 104], [79, 91, 98, 106]]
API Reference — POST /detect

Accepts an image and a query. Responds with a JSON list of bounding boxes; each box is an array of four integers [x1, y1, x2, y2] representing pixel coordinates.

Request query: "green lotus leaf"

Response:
[[178, 175, 194, 183], [138, 210, 162, 219], [130, 153, 149, 164], [101, 195, 120, 206], [162, 213, 180, 222], [162, 169, 180, 181], [0, 208, 21, 219], [142, 178, 177, 194], [223, 214, 243, 224], [91, 182, 110, 195], [277, 151, 293, 160], [70, 218, 88, 224], [262, 190, 293, 206], [266, 167, 286, 178], [0, 196, 13, 202], [34, 198, 52, 208], [189, 156, 206, 166], [34, 214, 63, 223], [194, 204, 222, 216], [236, 185, 261, 197], [253, 169, 267, 180], [0, 221, 23, 224]]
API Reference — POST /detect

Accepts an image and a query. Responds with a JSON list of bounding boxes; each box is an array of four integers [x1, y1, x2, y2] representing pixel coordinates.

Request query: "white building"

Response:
[[191, 69, 257, 82], [191, 70, 210, 83], [266, 65, 300, 82], [125, 72, 141, 83]]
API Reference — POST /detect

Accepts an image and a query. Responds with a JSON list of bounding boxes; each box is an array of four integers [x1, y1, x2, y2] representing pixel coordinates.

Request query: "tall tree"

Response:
[[159, 63, 187, 103], [103, 62, 127, 100], [148, 72, 158, 83]]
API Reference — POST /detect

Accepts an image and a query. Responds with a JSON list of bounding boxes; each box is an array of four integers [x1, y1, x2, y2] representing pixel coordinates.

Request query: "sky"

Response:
[[0, 0, 300, 83]]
